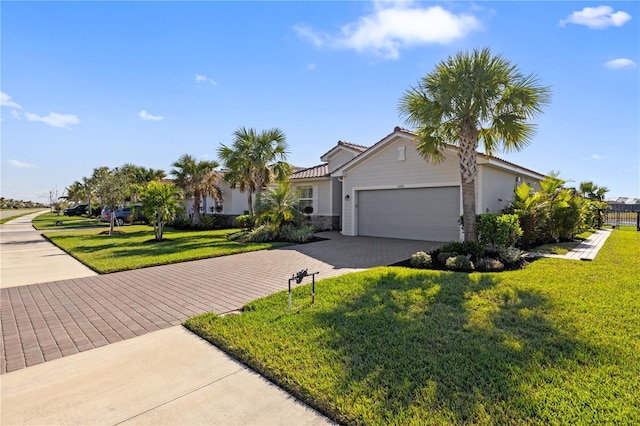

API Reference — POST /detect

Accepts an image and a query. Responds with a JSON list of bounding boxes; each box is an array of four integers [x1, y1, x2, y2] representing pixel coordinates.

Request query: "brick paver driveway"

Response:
[[0, 232, 439, 374]]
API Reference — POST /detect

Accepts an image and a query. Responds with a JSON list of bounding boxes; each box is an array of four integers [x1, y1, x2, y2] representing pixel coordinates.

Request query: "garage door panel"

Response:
[[357, 187, 460, 242]]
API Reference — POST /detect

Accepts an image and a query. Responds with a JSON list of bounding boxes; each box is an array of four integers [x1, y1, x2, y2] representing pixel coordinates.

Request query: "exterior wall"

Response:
[[292, 179, 332, 216], [184, 182, 249, 218], [341, 135, 461, 236], [479, 165, 543, 214], [327, 150, 357, 173]]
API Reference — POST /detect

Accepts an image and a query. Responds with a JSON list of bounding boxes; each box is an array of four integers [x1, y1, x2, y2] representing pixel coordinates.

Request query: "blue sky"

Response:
[[2, 1, 638, 203]]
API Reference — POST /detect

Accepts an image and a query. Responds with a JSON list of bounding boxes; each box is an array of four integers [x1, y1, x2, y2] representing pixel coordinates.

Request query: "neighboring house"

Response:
[[192, 127, 545, 241], [606, 197, 640, 212]]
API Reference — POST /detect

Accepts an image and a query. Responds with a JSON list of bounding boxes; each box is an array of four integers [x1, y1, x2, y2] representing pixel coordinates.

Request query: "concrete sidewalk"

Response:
[[1, 326, 331, 425], [0, 211, 97, 288], [0, 213, 334, 425]]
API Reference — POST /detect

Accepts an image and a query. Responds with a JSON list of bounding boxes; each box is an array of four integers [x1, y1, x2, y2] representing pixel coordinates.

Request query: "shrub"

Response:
[[235, 215, 254, 229], [500, 247, 529, 269], [246, 223, 278, 243], [439, 241, 485, 261], [199, 214, 217, 230], [437, 251, 457, 265], [410, 252, 432, 269], [475, 257, 504, 272], [445, 255, 474, 272], [278, 224, 315, 243], [477, 213, 523, 247]]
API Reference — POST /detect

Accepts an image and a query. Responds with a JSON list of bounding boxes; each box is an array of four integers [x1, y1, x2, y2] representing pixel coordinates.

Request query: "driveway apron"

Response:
[[1, 231, 436, 374]]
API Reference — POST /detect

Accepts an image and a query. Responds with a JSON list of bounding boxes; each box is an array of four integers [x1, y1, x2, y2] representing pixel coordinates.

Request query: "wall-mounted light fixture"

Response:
[[344, 194, 350, 200]]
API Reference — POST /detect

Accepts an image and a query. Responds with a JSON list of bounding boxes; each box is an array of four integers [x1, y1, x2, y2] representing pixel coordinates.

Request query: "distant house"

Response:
[[195, 127, 545, 241], [606, 197, 640, 212]]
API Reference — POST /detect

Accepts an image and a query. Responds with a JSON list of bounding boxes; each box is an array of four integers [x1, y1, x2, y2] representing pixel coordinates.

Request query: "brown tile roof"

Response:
[[337, 140, 369, 152], [291, 164, 330, 179]]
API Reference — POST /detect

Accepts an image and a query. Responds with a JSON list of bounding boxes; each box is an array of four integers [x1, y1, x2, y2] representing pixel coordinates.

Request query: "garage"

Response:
[[357, 186, 461, 242]]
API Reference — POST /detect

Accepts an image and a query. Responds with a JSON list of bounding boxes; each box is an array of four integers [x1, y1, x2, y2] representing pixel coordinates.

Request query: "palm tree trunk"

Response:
[[459, 127, 479, 241], [192, 192, 201, 224], [247, 193, 254, 216]]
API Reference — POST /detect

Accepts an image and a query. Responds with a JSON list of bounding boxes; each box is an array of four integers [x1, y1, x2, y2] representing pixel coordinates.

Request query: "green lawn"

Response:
[[32, 212, 104, 230], [186, 227, 640, 425], [44, 226, 289, 273]]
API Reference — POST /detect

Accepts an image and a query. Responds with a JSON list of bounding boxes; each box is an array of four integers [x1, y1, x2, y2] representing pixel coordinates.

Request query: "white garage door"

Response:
[[357, 186, 460, 242]]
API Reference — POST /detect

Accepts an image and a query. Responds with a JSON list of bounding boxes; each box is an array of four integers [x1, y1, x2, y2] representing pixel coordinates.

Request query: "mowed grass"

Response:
[[44, 226, 289, 273], [186, 227, 640, 425], [32, 212, 103, 230]]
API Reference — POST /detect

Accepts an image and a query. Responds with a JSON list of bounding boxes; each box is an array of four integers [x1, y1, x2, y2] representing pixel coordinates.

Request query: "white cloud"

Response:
[[585, 154, 606, 161], [604, 58, 637, 70], [295, 3, 481, 60], [306, 63, 317, 71], [560, 6, 631, 29], [24, 112, 80, 129], [8, 159, 38, 169], [138, 110, 164, 121], [11, 110, 22, 119], [1, 92, 23, 109], [195, 74, 218, 86]]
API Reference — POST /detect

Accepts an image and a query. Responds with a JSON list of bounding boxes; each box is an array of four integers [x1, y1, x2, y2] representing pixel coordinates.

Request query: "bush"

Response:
[[475, 257, 504, 272], [199, 214, 217, 230], [445, 255, 474, 272], [439, 241, 485, 261], [477, 213, 523, 247], [436, 251, 457, 265], [278, 224, 315, 243], [246, 223, 278, 243], [500, 247, 529, 269], [410, 252, 432, 269], [236, 215, 254, 229]]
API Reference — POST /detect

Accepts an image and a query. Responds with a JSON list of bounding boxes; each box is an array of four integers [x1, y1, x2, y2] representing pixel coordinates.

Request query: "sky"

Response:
[[1, 1, 639, 203]]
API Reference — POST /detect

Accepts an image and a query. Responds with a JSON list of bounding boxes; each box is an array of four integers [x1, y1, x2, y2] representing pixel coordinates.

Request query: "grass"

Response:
[[531, 229, 595, 255], [32, 212, 103, 230], [44, 226, 289, 273], [186, 227, 640, 425]]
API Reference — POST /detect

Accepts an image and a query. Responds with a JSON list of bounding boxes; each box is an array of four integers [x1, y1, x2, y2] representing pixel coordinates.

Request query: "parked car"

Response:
[[100, 205, 148, 226], [63, 204, 88, 216]]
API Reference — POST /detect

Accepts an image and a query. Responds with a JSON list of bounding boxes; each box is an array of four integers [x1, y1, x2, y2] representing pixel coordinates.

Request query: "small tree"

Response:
[[137, 181, 183, 241], [255, 182, 302, 229], [95, 168, 130, 235]]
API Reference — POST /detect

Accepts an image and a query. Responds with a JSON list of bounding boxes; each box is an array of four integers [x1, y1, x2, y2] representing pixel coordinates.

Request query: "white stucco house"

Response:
[[193, 126, 545, 242]]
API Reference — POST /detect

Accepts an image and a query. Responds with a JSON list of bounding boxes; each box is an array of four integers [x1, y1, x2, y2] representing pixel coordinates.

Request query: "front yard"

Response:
[[44, 226, 289, 273], [185, 227, 640, 425]]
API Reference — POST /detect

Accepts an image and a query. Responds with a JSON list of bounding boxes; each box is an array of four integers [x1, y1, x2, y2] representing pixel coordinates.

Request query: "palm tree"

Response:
[[398, 48, 551, 241], [64, 181, 86, 204], [579, 181, 609, 201], [170, 154, 221, 223], [217, 127, 291, 216], [255, 182, 302, 229]]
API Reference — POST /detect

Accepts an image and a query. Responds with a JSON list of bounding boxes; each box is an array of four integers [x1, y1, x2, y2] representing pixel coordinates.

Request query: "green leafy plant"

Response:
[[474, 257, 504, 272], [410, 252, 432, 269], [278, 224, 314, 243], [246, 223, 278, 243], [235, 215, 254, 229], [477, 213, 523, 247], [445, 255, 474, 272]]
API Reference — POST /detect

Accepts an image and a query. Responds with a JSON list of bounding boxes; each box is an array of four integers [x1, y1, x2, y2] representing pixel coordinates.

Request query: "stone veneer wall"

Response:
[[310, 215, 340, 231]]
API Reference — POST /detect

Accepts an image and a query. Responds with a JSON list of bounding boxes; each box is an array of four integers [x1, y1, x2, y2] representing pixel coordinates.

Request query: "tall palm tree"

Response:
[[579, 181, 609, 201], [217, 127, 291, 216], [255, 182, 302, 229], [399, 48, 551, 241], [170, 154, 221, 223]]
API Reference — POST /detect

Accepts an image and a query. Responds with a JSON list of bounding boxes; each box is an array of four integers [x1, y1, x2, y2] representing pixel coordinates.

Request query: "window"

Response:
[[296, 186, 313, 212]]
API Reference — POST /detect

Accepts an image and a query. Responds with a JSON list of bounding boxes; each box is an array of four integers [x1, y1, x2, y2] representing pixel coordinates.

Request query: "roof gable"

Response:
[[320, 141, 368, 162]]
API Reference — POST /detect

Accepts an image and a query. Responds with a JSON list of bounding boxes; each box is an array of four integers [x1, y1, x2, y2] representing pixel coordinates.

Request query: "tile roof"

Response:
[[337, 140, 369, 152], [291, 164, 330, 179]]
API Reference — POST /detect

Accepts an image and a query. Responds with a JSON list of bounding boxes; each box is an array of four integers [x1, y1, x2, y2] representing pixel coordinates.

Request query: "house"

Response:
[[195, 127, 545, 242]]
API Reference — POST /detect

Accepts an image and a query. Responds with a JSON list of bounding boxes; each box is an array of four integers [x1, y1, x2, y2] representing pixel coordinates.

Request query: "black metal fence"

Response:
[[605, 210, 640, 230]]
